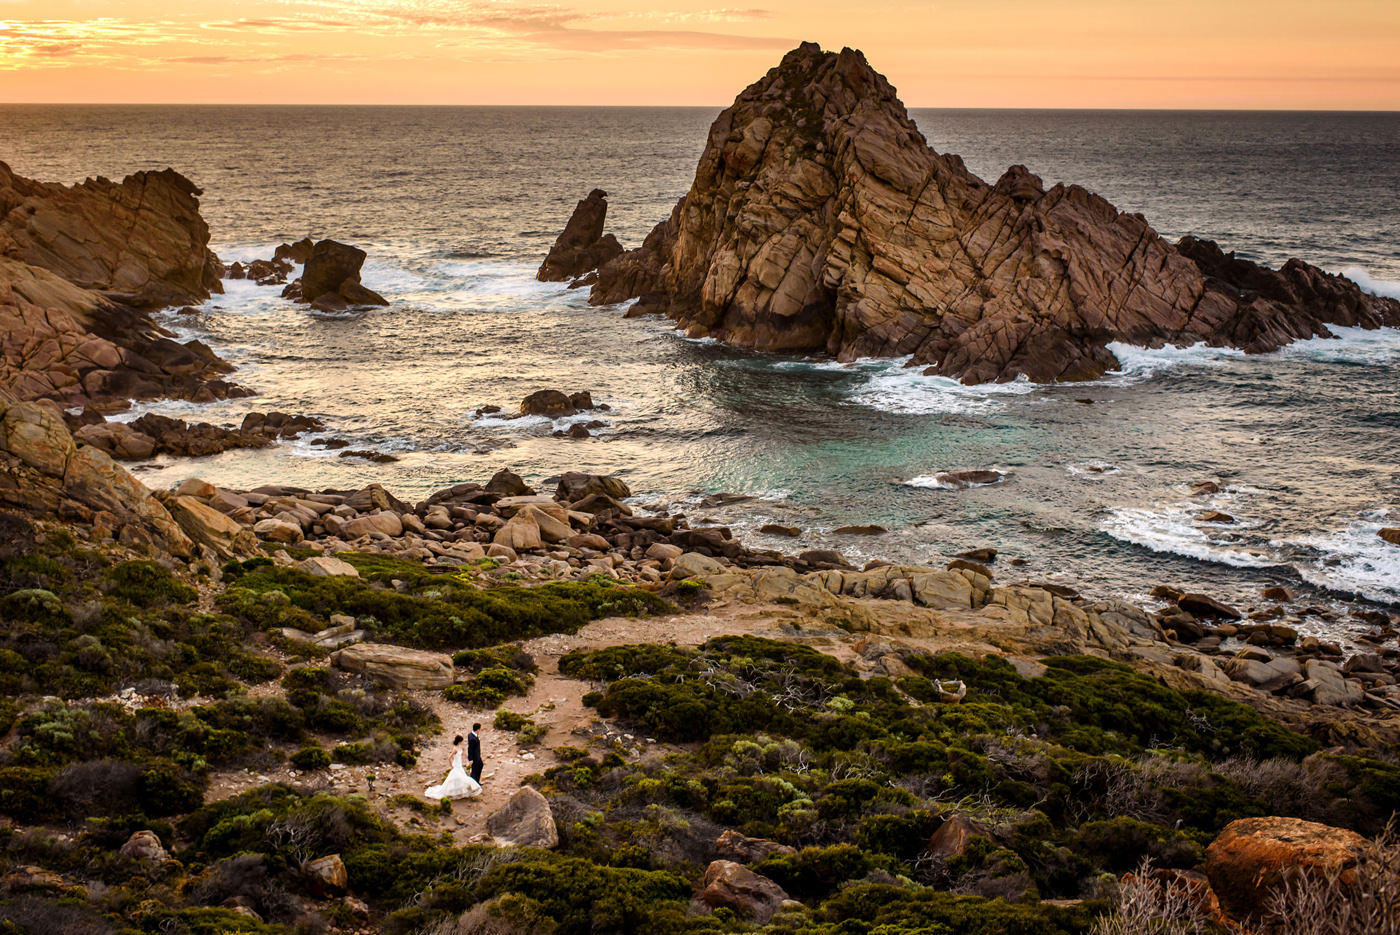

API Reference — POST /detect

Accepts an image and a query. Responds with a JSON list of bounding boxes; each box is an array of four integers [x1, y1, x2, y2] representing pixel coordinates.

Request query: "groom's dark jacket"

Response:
[[467, 731, 482, 763]]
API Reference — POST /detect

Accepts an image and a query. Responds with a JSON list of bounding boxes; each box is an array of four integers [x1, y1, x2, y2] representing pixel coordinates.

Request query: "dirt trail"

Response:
[[207, 601, 869, 842]]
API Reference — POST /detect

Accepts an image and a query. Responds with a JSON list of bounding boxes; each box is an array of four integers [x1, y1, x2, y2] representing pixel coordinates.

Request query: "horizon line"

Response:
[[3, 102, 1399, 113]]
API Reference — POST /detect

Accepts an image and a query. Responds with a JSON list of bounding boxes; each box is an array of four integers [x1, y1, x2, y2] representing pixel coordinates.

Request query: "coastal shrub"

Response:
[[474, 855, 692, 935], [291, 747, 332, 771], [445, 665, 533, 708], [218, 565, 671, 650], [104, 560, 197, 608]]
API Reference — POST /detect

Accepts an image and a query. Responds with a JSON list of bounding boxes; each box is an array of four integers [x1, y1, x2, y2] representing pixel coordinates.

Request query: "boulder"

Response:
[[164, 493, 253, 559], [302, 854, 348, 897], [254, 517, 304, 544], [486, 786, 558, 848], [1204, 817, 1368, 920], [1301, 659, 1363, 707], [537, 189, 624, 282], [557, 471, 631, 502], [926, 815, 991, 859], [297, 555, 360, 577], [1223, 655, 1302, 692], [583, 44, 1400, 383], [342, 512, 404, 538], [1178, 593, 1242, 620], [295, 240, 387, 307], [832, 524, 886, 535], [331, 642, 454, 690], [931, 470, 1003, 489], [760, 523, 801, 537], [1379, 528, 1400, 546], [73, 422, 156, 460], [520, 390, 596, 417], [118, 830, 170, 864], [485, 468, 533, 497], [494, 513, 543, 551], [694, 860, 789, 924]]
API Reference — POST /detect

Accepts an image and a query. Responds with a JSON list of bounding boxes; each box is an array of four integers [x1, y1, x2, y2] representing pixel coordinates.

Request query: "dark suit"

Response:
[[467, 731, 483, 782]]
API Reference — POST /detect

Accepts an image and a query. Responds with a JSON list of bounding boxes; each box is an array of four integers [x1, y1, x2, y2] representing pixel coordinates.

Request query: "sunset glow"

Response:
[[1, 0, 1398, 108]]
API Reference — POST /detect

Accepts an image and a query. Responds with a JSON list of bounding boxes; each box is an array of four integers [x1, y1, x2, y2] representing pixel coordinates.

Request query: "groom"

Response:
[[467, 723, 484, 784]]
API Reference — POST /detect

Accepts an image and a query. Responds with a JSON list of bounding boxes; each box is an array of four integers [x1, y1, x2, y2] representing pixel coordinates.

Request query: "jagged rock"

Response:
[[1204, 817, 1368, 920], [485, 468, 533, 497], [163, 494, 256, 559], [519, 389, 597, 417], [331, 642, 454, 690], [584, 44, 1400, 383], [694, 860, 789, 924], [342, 512, 404, 538], [494, 513, 543, 551], [274, 237, 315, 264], [1379, 528, 1400, 545], [1178, 593, 1242, 620], [537, 189, 624, 281], [290, 239, 388, 308], [0, 162, 247, 409], [0, 398, 193, 556], [486, 786, 558, 848], [760, 523, 801, 537], [927, 815, 991, 859], [1, 161, 220, 306]]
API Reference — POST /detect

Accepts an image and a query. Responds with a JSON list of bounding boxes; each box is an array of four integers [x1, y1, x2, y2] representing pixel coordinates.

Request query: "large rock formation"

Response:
[[282, 239, 388, 311], [0, 162, 245, 408], [536, 189, 623, 282], [580, 44, 1400, 383]]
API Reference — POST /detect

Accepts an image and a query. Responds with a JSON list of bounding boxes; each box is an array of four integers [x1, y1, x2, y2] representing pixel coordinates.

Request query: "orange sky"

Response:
[[1, 0, 1398, 108]]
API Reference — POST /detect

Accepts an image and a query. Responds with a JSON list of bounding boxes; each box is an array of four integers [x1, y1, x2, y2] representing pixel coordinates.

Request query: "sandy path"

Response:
[[207, 602, 864, 842]]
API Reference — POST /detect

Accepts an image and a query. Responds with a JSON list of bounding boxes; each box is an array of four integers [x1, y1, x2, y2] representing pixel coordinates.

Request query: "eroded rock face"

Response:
[[486, 786, 558, 848], [0, 163, 246, 408], [0, 397, 193, 556], [286, 239, 388, 311], [330, 642, 454, 690], [537, 189, 624, 282], [584, 44, 1400, 383]]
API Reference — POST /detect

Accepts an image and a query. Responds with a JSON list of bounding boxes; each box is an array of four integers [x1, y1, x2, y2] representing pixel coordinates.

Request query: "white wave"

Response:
[[1103, 341, 1246, 381], [847, 357, 1037, 415], [1290, 514, 1400, 605], [1067, 461, 1120, 478], [1102, 503, 1277, 569], [1341, 266, 1400, 301], [1278, 324, 1400, 365], [903, 470, 1005, 490]]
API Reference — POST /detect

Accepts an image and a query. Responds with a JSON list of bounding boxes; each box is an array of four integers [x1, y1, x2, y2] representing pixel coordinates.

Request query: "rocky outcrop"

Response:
[[0, 163, 246, 408], [330, 642, 454, 690], [537, 189, 624, 282], [0, 396, 194, 556], [486, 786, 558, 848], [282, 240, 388, 311], [577, 44, 1400, 383], [1204, 817, 1368, 920], [72, 411, 323, 461], [1, 161, 221, 307]]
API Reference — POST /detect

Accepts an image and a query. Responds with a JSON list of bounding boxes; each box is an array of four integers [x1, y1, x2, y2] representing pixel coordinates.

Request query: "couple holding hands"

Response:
[[425, 722, 485, 800]]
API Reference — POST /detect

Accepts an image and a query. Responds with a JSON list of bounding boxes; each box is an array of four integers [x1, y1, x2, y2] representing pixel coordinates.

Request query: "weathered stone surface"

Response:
[[0, 398, 193, 556], [1204, 817, 1368, 920], [557, 471, 631, 502], [342, 512, 404, 538], [927, 815, 991, 859], [118, 830, 170, 864], [302, 854, 348, 896], [1178, 592, 1242, 620], [584, 44, 1400, 383], [254, 517, 304, 544], [486, 786, 558, 848], [298, 555, 360, 577], [694, 860, 789, 923], [1379, 527, 1400, 546], [537, 189, 624, 282], [331, 642, 454, 690], [0, 162, 247, 409], [165, 494, 255, 559]]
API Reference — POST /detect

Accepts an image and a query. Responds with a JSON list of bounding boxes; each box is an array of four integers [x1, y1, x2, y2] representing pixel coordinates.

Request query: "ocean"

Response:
[[3, 105, 1398, 630]]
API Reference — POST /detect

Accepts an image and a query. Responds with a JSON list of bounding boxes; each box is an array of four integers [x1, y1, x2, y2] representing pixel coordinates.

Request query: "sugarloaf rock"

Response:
[[575, 43, 1400, 383]]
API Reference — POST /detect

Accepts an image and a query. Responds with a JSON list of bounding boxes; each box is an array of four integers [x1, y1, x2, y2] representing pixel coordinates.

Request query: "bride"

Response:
[[425, 735, 482, 800]]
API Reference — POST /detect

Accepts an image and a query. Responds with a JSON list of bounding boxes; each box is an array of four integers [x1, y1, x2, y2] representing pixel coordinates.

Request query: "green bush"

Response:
[[290, 747, 332, 771]]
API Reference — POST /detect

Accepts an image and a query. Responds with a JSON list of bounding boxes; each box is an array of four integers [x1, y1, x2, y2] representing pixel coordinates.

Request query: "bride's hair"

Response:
[[453, 735, 463, 745]]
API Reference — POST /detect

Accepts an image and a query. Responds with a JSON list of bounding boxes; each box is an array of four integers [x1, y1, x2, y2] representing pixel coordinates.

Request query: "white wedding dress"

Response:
[[425, 749, 482, 800]]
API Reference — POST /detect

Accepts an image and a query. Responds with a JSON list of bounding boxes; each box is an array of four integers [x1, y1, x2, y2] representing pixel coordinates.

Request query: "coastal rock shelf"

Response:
[[556, 43, 1400, 383]]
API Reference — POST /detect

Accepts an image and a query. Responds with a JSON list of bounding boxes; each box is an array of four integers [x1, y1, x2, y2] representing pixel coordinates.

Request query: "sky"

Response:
[[1, 0, 1398, 108]]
